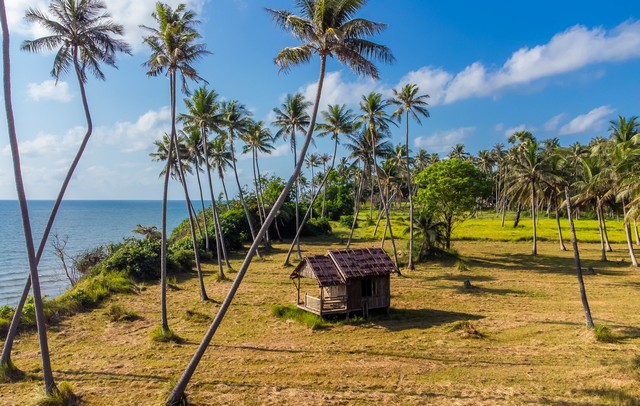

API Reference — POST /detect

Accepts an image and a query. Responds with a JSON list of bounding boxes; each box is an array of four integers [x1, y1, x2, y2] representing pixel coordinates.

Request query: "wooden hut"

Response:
[[290, 248, 395, 317]]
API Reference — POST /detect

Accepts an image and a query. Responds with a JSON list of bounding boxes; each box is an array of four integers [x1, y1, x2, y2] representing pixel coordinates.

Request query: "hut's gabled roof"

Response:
[[291, 254, 343, 287], [291, 247, 395, 286], [329, 248, 396, 279]]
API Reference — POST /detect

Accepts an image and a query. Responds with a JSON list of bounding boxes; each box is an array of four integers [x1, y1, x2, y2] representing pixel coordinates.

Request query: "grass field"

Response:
[[1, 214, 640, 405]]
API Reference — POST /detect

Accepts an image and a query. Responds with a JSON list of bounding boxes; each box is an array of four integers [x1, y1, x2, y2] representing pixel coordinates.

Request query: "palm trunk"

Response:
[[500, 199, 507, 227], [229, 133, 262, 259], [188, 197, 203, 237], [202, 129, 228, 277], [347, 172, 365, 248], [372, 198, 384, 236], [194, 164, 210, 253], [596, 205, 607, 262], [622, 201, 638, 267], [167, 54, 329, 406], [370, 127, 400, 272], [255, 149, 271, 248], [173, 133, 207, 301], [1, 10, 56, 393], [310, 165, 315, 219], [634, 220, 640, 246], [292, 133, 302, 260], [555, 206, 567, 251], [601, 208, 613, 252], [283, 137, 339, 265], [565, 187, 594, 328], [217, 167, 231, 209], [513, 203, 522, 228], [1, 45, 96, 366], [405, 112, 415, 270], [369, 166, 375, 221], [321, 162, 327, 218], [531, 183, 537, 255]]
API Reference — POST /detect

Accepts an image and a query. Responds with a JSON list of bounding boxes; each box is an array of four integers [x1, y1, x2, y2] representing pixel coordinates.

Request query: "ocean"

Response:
[[0, 200, 191, 307]]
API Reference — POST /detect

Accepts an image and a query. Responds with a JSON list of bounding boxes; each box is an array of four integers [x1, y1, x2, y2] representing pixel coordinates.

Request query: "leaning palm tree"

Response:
[[2, 0, 130, 383], [166, 1, 393, 403], [272, 93, 312, 259], [390, 83, 429, 271], [359, 91, 400, 270], [283, 104, 356, 265], [180, 86, 231, 276], [220, 100, 264, 259], [141, 1, 209, 336]]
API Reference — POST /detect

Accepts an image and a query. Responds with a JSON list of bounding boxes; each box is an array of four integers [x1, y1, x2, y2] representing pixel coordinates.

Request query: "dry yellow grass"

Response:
[[1, 238, 639, 405]]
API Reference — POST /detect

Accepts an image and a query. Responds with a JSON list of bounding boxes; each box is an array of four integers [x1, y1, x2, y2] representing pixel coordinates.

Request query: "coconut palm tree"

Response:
[[305, 152, 320, 219], [2, 0, 130, 384], [390, 83, 430, 271], [449, 143, 470, 161], [180, 86, 231, 276], [283, 104, 356, 265], [359, 91, 400, 270], [167, 1, 393, 403], [209, 134, 234, 207], [141, 1, 209, 336], [220, 100, 264, 259], [272, 93, 312, 259]]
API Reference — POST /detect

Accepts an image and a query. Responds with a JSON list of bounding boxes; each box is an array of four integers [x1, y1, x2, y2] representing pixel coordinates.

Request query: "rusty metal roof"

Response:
[[291, 247, 395, 286]]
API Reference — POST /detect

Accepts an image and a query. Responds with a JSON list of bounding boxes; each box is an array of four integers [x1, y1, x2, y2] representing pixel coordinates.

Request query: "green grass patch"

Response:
[[32, 381, 77, 406], [105, 304, 140, 322], [271, 304, 331, 330], [447, 320, 484, 339], [150, 326, 183, 343], [594, 324, 617, 343], [183, 309, 212, 324], [0, 359, 25, 383]]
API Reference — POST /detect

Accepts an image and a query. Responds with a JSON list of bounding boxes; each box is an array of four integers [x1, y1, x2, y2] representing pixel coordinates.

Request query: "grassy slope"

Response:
[[1, 212, 640, 405]]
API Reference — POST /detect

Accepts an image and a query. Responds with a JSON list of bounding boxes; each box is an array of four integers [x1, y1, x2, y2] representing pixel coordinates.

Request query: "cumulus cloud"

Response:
[[295, 21, 640, 106], [558, 105, 614, 135], [96, 107, 171, 152], [260, 143, 291, 159], [27, 80, 73, 102], [9, 0, 206, 53], [414, 127, 475, 153], [544, 114, 566, 132], [504, 124, 528, 138]]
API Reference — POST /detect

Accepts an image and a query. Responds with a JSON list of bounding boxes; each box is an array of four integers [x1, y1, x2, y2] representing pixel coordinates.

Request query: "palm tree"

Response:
[[141, 1, 209, 336], [221, 100, 264, 259], [283, 104, 356, 265], [182, 129, 209, 248], [151, 133, 209, 299], [167, 1, 393, 403], [390, 83, 430, 271], [242, 120, 275, 240], [415, 148, 429, 172], [359, 91, 400, 270], [319, 153, 331, 217], [503, 135, 553, 255], [2, 0, 130, 384], [449, 143, 470, 160], [272, 93, 312, 259], [180, 86, 231, 277], [305, 152, 320, 219], [407, 210, 446, 262], [209, 134, 233, 207]]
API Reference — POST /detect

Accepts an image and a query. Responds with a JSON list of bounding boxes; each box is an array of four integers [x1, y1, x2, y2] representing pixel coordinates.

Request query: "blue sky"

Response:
[[1, 0, 639, 200]]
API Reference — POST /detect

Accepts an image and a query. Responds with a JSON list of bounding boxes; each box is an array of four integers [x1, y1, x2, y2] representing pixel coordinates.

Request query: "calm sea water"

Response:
[[0, 200, 191, 307]]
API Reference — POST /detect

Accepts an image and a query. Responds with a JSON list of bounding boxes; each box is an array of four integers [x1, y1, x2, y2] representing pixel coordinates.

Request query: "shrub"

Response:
[[74, 245, 109, 274], [101, 238, 162, 281], [594, 324, 617, 343], [0, 317, 9, 339], [302, 217, 332, 237], [33, 381, 76, 406], [168, 248, 194, 273], [339, 215, 355, 228]]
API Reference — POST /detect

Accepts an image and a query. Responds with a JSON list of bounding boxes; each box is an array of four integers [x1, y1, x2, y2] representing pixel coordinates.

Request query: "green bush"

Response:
[[594, 323, 617, 343], [168, 247, 195, 272], [271, 304, 330, 330], [339, 214, 356, 228], [74, 245, 109, 274], [303, 217, 332, 236], [101, 238, 162, 281], [0, 317, 9, 339]]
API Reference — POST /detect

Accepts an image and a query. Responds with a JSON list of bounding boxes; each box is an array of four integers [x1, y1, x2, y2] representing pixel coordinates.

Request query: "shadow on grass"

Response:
[[357, 307, 484, 332], [580, 387, 640, 406]]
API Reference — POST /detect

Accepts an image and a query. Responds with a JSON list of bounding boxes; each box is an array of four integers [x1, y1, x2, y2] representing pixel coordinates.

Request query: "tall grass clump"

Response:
[[32, 381, 77, 405], [271, 304, 330, 330], [594, 324, 617, 343], [447, 320, 484, 339], [105, 304, 140, 322], [150, 326, 183, 343]]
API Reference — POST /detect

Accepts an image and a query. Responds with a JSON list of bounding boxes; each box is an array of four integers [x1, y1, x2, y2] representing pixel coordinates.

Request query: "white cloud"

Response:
[[558, 105, 615, 135], [504, 124, 527, 138], [260, 143, 291, 159], [396, 67, 452, 105], [544, 114, 566, 132], [96, 107, 171, 152], [299, 71, 386, 109], [414, 127, 475, 153], [9, 0, 206, 53], [495, 123, 505, 132], [27, 80, 73, 102]]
